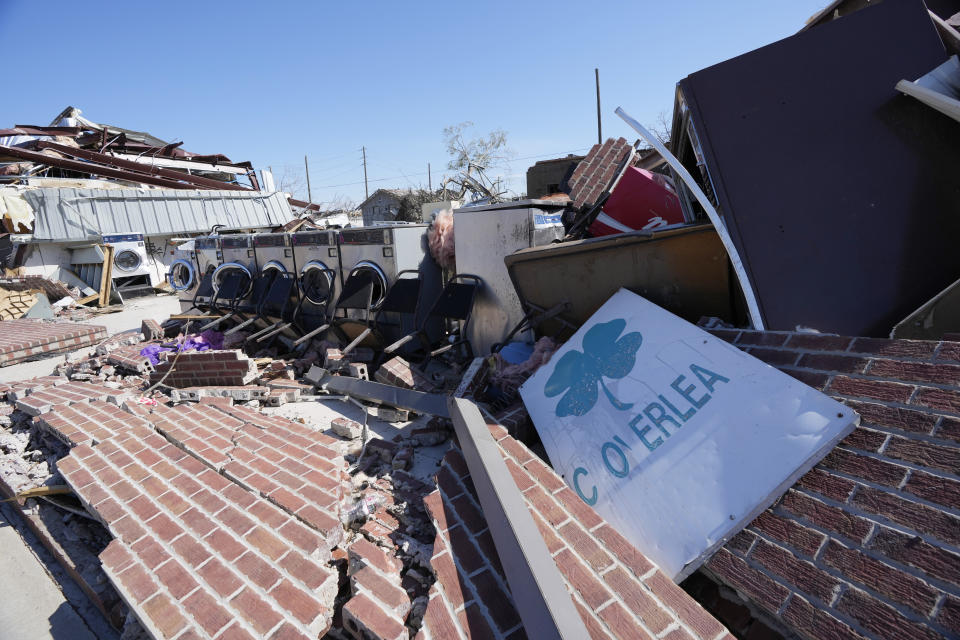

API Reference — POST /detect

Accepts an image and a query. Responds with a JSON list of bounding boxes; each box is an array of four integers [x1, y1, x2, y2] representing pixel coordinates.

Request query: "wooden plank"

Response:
[[97, 245, 112, 307], [76, 293, 99, 305]]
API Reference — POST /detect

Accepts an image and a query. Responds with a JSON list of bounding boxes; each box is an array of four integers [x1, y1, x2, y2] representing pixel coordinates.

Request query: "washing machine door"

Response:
[[167, 259, 196, 292], [300, 261, 335, 305], [349, 261, 388, 310], [212, 262, 253, 296], [114, 248, 143, 273], [261, 260, 289, 278]]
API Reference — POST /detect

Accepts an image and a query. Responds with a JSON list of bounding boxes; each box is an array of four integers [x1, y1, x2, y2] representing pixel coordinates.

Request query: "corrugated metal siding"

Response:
[[23, 188, 292, 241]]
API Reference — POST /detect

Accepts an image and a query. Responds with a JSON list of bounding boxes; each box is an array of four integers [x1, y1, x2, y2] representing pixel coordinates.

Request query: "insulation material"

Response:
[[0, 189, 34, 233], [490, 336, 560, 393], [427, 208, 455, 270]]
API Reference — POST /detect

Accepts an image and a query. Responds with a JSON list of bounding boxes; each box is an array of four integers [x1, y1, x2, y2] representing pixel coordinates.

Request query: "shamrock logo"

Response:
[[544, 318, 643, 417]]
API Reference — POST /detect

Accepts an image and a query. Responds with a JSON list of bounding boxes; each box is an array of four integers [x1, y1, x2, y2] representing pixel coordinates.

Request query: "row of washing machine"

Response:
[[167, 224, 440, 318]]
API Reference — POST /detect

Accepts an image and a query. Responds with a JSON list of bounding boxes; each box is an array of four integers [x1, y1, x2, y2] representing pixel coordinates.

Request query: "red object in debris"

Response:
[[588, 167, 685, 237]]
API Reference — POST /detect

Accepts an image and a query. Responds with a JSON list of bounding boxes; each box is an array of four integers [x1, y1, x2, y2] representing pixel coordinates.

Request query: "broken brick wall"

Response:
[[418, 422, 732, 640], [149, 350, 258, 388], [0, 319, 106, 366], [701, 329, 960, 640]]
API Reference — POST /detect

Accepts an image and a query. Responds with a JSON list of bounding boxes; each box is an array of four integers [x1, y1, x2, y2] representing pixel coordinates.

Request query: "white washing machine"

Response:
[[253, 233, 296, 278], [192, 235, 222, 309], [291, 230, 340, 307], [337, 224, 440, 314], [167, 239, 198, 312], [102, 233, 156, 299], [214, 234, 256, 300]]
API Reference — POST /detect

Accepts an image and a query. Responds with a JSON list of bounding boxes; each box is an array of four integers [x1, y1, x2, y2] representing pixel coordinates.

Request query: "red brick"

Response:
[[781, 491, 872, 543], [470, 569, 521, 632], [171, 535, 211, 568], [420, 591, 462, 639], [737, 331, 789, 347], [839, 425, 889, 452], [523, 457, 565, 493], [751, 540, 840, 602], [554, 486, 604, 530], [797, 468, 857, 503], [869, 359, 960, 386], [603, 567, 672, 634], [828, 376, 914, 403], [197, 557, 243, 598], [574, 600, 615, 640], [457, 602, 498, 640], [913, 387, 960, 412], [785, 334, 852, 351], [820, 448, 908, 487], [343, 593, 406, 640], [938, 342, 960, 362], [141, 593, 189, 639], [868, 526, 960, 587], [727, 529, 757, 555], [749, 347, 800, 367], [554, 548, 610, 610], [182, 590, 233, 636], [594, 523, 655, 578], [155, 558, 200, 600], [823, 540, 939, 614], [524, 484, 568, 528], [798, 353, 867, 373], [904, 470, 960, 509], [203, 529, 246, 562], [558, 521, 613, 572], [647, 570, 726, 639], [937, 594, 960, 636], [783, 369, 831, 390], [854, 486, 960, 545], [116, 562, 160, 603], [752, 511, 825, 557], [706, 549, 789, 614], [235, 551, 282, 590], [231, 587, 284, 636], [597, 600, 654, 640], [848, 400, 938, 436], [850, 338, 936, 359], [782, 594, 865, 640], [270, 580, 325, 626], [885, 437, 960, 475], [836, 587, 941, 640], [430, 551, 471, 610]]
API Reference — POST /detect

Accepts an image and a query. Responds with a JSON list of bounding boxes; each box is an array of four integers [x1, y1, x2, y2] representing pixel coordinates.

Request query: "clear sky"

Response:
[[0, 1, 828, 207]]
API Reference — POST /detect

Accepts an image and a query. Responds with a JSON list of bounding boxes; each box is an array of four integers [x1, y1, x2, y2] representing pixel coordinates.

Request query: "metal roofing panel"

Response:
[[23, 188, 291, 241]]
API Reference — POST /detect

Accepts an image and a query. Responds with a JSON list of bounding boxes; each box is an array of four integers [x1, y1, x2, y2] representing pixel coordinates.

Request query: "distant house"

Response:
[[359, 189, 411, 226]]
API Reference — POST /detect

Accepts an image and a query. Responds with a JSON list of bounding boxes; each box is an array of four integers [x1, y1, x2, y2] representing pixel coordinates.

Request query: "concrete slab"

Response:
[[0, 505, 100, 640]]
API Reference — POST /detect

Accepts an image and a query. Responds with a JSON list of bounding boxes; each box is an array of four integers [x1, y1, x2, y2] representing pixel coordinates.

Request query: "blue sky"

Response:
[[0, 1, 828, 207]]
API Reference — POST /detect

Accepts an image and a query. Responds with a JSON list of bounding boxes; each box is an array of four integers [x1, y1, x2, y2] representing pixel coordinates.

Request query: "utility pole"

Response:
[[362, 146, 369, 199], [304, 155, 312, 203], [428, 163, 432, 191], [595, 68, 602, 144]]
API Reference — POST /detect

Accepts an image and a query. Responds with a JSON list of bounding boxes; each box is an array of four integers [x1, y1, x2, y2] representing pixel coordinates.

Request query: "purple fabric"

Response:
[[139, 344, 174, 365], [138, 330, 224, 365]]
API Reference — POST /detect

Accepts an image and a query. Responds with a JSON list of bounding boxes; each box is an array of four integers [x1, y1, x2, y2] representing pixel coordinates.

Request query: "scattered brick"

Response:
[[16, 380, 130, 416], [374, 356, 438, 392], [149, 350, 258, 388]]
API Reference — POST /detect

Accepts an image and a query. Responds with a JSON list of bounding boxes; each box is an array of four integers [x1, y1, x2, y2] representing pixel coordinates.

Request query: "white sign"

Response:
[[520, 289, 857, 581]]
